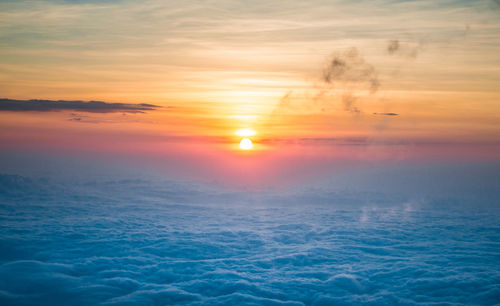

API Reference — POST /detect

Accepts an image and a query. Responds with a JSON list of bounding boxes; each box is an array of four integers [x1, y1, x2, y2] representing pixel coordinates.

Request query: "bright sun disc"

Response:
[[239, 138, 253, 150]]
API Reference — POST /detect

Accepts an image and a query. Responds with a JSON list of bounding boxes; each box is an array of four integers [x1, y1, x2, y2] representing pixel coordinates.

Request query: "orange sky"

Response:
[[1, 0, 499, 186]]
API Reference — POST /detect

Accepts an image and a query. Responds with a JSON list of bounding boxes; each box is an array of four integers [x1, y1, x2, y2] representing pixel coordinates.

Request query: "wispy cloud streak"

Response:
[[0, 99, 160, 113]]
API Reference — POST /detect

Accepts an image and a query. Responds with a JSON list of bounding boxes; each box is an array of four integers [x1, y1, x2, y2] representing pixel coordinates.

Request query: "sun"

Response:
[[239, 138, 253, 150], [235, 128, 256, 150]]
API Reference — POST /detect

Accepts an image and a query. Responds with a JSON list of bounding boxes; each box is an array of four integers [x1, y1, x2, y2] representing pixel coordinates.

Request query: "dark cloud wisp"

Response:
[[322, 48, 380, 114], [323, 48, 379, 93], [387, 39, 422, 59], [373, 112, 399, 116], [0, 99, 160, 113], [273, 48, 381, 116]]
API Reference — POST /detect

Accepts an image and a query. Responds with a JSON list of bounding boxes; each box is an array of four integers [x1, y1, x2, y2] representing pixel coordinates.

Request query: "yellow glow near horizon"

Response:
[[228, 115, 260, 121], [235, 128, 257, 137], [239, 138, 253, 150]]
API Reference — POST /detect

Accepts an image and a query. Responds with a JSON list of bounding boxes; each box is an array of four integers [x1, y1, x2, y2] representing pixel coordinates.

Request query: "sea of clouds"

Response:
[[0, 172, 499, 305]]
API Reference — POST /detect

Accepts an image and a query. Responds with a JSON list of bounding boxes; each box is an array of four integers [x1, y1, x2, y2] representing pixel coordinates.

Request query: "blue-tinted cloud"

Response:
[[0, 170, 499, 305]]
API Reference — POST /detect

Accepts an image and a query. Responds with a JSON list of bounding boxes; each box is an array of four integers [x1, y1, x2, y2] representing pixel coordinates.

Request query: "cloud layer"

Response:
[[0, 173, 499, 305]]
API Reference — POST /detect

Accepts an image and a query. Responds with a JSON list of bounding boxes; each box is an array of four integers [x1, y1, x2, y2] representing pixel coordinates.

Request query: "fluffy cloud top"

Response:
[[0, 173, 499, 305]]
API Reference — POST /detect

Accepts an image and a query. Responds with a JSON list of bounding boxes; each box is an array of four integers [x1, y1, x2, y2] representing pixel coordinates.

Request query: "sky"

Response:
[[0, 0, 500, 187]]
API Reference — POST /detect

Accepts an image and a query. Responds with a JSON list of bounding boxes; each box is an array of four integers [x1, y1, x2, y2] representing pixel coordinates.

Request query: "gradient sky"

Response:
[[1, 0, 499, 186]]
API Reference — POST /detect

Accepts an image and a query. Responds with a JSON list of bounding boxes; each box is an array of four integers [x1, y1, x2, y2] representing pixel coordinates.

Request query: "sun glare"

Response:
[[235, 128, 257, 137], [239, 138, 253, 150]]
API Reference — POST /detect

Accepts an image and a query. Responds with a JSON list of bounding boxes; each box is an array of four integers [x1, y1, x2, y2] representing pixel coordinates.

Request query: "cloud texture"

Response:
[[0, 174, 499, 305]]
